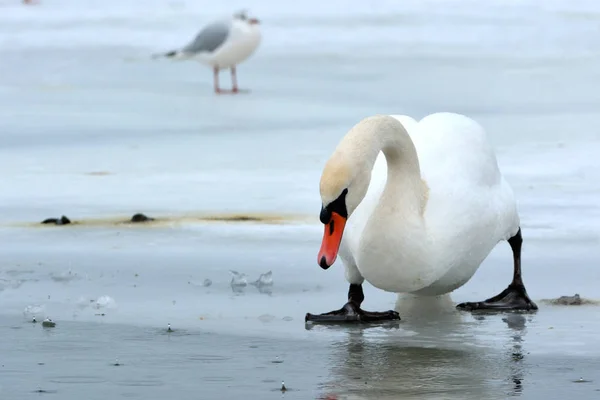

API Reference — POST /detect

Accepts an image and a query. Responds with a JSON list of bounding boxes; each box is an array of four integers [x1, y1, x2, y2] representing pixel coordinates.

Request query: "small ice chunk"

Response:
[[251, 271, 273, 287], [229, 270, 247, 287], [42, 318, 56, 328]]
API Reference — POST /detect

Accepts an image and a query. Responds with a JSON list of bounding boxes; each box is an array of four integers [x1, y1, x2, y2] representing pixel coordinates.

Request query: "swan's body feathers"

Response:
[[338, 112, 520, 296]]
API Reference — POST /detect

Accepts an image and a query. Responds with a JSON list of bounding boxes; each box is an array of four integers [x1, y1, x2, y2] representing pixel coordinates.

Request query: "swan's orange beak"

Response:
[[318, 212, 347, 270]]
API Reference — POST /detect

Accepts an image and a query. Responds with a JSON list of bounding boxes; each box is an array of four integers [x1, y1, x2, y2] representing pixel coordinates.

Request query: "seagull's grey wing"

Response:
[[182, 21, 231, 54], [233, 9, 248, 20]]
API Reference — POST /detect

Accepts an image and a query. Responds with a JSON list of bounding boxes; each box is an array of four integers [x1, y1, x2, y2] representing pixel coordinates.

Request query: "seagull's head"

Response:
[[234, 10, 260, 25]]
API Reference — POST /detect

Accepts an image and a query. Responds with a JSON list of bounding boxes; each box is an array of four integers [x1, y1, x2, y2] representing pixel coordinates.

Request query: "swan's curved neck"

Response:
[[351, 116, 427, 217], [377, 120, 425, 216]]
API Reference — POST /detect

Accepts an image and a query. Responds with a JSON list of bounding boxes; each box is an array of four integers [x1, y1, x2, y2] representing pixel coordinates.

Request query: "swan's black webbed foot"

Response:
[[305, 301, 400, 323], [305, 284, 401, 323], [456, 283, 538, 311], [457, 228, 538, 312]]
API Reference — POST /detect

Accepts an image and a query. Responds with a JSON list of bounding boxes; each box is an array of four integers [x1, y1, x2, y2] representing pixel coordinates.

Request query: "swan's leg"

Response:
[[306, 237, 400, 323], [305, 284, 400, 323], [456, 228, 538, 311]]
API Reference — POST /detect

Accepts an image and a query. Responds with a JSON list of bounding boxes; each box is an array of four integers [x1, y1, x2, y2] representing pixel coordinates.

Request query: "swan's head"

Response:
[[317, 148, 371, 270]]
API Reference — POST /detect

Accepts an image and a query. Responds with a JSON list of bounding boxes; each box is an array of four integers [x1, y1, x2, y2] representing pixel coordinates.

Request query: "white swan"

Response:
[[306, 112, 537, 323]]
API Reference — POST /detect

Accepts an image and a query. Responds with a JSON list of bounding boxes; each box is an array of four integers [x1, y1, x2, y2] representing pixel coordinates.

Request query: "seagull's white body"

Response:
[[163, 11, 261, 92], [169, 13, 261, 70], [192, 18, 261, 69]]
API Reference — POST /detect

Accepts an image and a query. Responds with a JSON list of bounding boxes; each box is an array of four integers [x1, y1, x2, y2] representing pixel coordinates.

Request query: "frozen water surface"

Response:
[[1, 0, 600, 399]]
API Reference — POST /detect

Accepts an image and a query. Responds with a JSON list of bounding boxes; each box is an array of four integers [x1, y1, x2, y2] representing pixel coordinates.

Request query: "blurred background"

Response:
[[1, 0, 599, 235]]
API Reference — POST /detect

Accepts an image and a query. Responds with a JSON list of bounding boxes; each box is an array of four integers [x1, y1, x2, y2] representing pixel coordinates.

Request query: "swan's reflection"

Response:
[[313, 310, 532, 400], [502, 313, 528, 397]]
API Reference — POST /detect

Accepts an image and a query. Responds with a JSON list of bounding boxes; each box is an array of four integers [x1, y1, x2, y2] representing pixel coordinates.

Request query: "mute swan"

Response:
[[158, 10, 261, 94], [306, 113, 537, 322]]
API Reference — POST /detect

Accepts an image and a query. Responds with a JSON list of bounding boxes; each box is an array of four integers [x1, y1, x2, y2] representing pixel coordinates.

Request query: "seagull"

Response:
[[159, 11, 261, 94]]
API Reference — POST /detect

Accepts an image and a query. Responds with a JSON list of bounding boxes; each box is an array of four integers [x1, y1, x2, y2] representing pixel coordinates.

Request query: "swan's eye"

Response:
[[320, 206, 331, 224], [319, 188, 349, 224]]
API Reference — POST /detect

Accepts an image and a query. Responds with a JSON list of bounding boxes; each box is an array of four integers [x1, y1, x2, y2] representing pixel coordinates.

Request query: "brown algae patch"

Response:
[[200, 214, 288, 223], [188, 213, 316, 225], [13, 212, 316, 229], [540, 294, 599, 306]]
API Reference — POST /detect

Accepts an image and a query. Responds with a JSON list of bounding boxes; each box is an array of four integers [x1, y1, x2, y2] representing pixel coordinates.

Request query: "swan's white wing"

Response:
[[410, 113, 520, 292], [339, 112, 518, 294], [412, 113, 518, 226], [411, 112, 502, 188]]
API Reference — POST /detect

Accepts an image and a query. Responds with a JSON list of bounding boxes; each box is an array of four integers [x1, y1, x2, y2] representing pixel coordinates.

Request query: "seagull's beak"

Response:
[[317, 212, 347, 270], [248, 17, 260, 25]]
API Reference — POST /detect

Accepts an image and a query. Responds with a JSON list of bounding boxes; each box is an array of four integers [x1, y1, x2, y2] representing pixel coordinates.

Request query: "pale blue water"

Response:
[[1, 0, 600, 399]]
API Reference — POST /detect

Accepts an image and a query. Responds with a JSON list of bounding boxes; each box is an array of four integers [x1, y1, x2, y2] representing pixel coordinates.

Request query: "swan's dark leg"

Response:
[[305, 284, 400, 323], [456, 228, 538, 311]]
